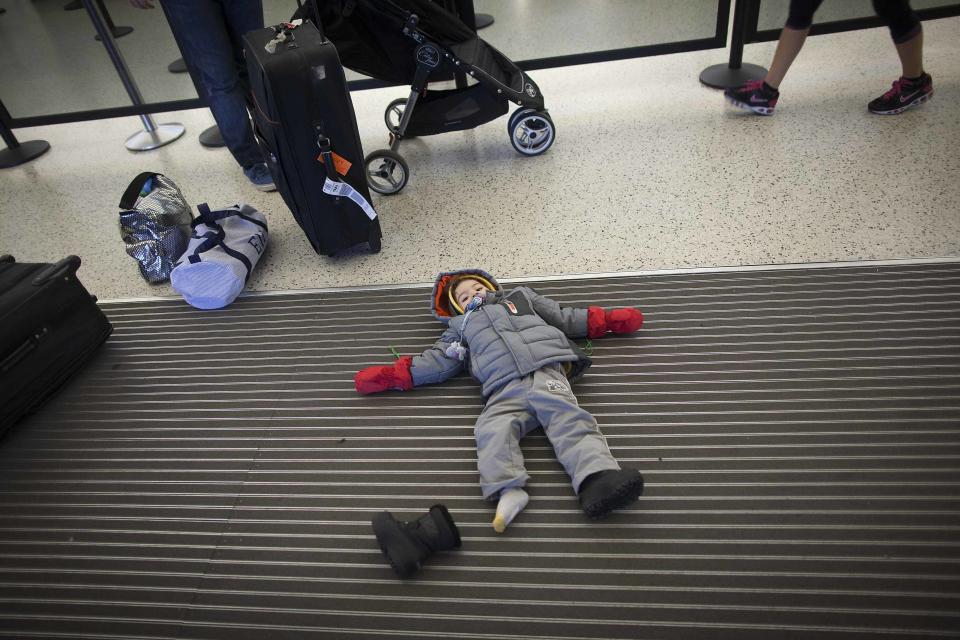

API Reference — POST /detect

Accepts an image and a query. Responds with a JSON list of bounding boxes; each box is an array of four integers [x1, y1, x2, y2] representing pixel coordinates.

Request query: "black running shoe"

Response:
[[724, 79, 779, 115], [578, 468, 644, 520], [868, 73, 933, 114]]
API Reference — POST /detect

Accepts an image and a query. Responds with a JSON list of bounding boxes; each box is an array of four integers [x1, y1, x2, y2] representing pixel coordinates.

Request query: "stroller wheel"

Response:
[[507, 107, 535, 135], [365, 149, 410, 196], [509, 109, 555, 157], [384, 98, 408, 135]]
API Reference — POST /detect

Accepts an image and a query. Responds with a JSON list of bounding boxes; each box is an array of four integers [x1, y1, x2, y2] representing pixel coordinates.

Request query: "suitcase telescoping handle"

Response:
[[293, 0, 326, 36], [32, 255, 81, 287]]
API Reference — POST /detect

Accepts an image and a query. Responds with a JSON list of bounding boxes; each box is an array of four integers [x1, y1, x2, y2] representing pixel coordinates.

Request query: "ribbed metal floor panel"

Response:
[[2, 261, 960, 640]]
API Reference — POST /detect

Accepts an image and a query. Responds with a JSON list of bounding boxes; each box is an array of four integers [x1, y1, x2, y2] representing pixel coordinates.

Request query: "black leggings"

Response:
[[786, 0, 921, 43]]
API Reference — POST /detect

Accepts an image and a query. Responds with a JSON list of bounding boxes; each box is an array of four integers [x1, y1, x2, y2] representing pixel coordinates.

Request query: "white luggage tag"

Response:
[[317, 138, 378, 221], [322, 178, 378, 220]]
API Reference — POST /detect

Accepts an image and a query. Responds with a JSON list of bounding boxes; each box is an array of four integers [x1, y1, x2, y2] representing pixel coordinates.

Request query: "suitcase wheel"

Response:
[[368, 227, 382, 254], [365, 149, 409, 196]]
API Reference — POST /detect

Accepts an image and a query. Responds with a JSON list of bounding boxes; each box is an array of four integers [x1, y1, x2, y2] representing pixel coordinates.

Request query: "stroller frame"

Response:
[[364, 10, 556, 195]]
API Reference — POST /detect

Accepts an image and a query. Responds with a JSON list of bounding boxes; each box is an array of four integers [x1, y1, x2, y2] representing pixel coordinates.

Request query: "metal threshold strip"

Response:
[[1, 259, 959, 640]]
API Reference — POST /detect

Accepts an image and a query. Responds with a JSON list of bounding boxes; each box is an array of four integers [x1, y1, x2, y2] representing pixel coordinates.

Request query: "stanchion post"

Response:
[[93, 0, 133, 40], [699, 0, 767, 90], [0, 100, 50, 169], [729, 0, 748, 69], [81, 0, 185, 151]]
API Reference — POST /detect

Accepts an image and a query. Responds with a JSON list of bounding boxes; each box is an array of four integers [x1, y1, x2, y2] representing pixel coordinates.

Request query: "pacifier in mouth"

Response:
[[465, 295, 484, 311]]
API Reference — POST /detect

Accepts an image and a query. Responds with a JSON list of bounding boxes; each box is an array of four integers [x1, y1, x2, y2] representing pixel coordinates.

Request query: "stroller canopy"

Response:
[[295, 0, 477, 84]]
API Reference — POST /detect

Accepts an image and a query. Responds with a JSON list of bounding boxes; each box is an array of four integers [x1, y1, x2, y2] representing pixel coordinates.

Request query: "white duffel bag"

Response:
[[171, 203, 268, 310]]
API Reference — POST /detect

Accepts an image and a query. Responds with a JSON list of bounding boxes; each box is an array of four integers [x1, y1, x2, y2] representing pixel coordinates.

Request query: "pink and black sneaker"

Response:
[[868, 73, 933, 115], [724, 79, 779, 115]]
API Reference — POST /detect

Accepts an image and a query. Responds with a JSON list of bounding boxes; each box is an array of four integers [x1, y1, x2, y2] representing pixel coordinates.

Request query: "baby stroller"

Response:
[[296, 0, 555, 195]]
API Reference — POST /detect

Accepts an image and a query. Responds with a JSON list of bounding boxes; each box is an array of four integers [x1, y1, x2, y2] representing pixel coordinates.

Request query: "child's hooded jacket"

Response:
[[410, 268, 593, 397]]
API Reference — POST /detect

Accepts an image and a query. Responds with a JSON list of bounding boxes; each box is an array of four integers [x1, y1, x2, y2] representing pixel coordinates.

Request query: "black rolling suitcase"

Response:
[[245, 19, 382, 256], [0, 255, 113, 437]]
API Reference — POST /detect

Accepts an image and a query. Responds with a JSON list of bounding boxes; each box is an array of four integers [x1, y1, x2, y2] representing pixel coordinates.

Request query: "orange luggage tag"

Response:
[[317, 150, 352, 177]]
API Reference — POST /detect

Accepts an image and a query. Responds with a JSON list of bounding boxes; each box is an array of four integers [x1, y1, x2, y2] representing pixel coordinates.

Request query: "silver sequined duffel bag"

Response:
[[118, 172, 192, 284]]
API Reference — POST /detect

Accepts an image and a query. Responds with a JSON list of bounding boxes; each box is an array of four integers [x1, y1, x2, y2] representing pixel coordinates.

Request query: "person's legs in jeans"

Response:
[[221, 0, 264, 105], [162, 0, 265, 171]]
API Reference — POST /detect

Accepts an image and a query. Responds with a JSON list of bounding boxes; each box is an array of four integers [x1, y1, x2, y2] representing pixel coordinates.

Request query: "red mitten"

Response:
[[606, 308, 643, 334], [354, 356, 414, 394], [587, 306, 608, 338], [587, 306, 643, 338]]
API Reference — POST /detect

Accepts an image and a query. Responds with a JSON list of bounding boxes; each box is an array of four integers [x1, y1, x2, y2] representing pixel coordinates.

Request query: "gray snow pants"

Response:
[[474, 363, 620, 499]]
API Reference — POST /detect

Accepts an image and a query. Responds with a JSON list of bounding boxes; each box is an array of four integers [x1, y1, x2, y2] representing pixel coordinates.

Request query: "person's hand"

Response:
[[129, 0, 155, 9], [587, 306, 643, 338], [354, 356, 414, 394]]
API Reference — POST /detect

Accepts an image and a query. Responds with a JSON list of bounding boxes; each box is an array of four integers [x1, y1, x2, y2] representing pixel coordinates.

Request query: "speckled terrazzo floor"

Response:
[[1, 17, 958, 301]]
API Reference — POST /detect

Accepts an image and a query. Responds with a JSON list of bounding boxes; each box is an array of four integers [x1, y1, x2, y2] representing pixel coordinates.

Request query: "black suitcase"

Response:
[[0, 255, 113, 437], [244, 20, 382, 256]]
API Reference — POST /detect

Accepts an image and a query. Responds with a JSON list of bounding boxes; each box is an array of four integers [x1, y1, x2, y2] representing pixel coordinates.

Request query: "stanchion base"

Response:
[[95, 25, 133, 41], [168, 58, 187, 73], [0, 140, 51, 169], [125, 124, 185, 152], [475, 13, 494, 29], [198, 125, 225, 148], [699, 63, 768, 90]]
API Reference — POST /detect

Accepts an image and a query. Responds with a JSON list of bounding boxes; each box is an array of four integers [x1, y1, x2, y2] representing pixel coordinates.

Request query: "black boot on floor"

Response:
[[578, 468, 644, 519], [372, 504, 461, 578]]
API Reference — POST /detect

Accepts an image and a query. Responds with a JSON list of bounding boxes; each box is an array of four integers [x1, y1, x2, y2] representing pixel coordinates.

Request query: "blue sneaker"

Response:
[[244, 163, 276, 192]]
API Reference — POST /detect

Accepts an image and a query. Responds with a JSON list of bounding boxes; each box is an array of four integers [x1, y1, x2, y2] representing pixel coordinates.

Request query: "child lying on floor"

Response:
[[354, 269, 645, 532]]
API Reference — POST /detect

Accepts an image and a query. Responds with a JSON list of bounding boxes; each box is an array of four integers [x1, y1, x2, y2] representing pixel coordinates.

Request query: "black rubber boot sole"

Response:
[[581, 470, 645, 520], [371, 512, 423, 579]]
